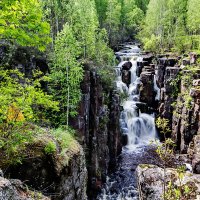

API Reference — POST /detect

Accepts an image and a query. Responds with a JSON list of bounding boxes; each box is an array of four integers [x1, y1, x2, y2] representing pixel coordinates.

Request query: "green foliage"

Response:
[[43, 0, 114, 65], [0, 68, 59, 165], [50, 127, 78, 156], [156, 117, 197, 200], [0, 69, 58, 125], [0, 0, 51, 51], [43, 0, 116, 126], [102, 0, 144, 47], [139, 0, 200, 52], [171, 65, 199, 109], [156, 117, 175, 200], [0, 124, 41, 166], [44, 141, 56, 155], [135, 0, 150, 13], [93, 28, 114, 66], [143, 34, 161, 53], [165, 166, 197, 200], [49, 24, 83, 126], [187, 0, 200, 33]]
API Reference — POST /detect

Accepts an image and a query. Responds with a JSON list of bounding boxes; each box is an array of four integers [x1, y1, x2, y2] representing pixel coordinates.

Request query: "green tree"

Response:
[[95, 0, 108, 27], [0, 68, 59, 164], [187, 0, 200, 33], [187, 0, 200, 50], [104, 0, 121, 46], [120, 0, 144, 40], [50, 24, 83, 126], [42, 0, 115, 127], [0, 0, 51, 51], [139, 0, 188, 52], [135, 0, 150, 13]]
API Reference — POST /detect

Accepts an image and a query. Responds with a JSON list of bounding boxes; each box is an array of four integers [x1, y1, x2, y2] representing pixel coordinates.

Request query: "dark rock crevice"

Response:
[[70, 67, 122, 199]]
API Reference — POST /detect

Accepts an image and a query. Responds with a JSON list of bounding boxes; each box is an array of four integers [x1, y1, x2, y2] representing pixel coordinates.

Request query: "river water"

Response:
[[97, 44, 160, 200]]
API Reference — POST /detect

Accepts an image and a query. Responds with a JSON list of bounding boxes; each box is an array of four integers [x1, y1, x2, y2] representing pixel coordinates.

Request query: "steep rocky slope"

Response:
[[71, 65, 122, 198]]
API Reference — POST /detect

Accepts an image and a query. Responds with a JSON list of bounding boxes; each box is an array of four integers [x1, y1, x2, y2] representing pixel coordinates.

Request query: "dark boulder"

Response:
[[122, 61, 132, 70]]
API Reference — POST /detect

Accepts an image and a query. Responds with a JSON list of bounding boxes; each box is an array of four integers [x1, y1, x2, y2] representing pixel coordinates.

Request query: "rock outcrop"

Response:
[[138, 54, 200, 148], [139, 71, 155, 107], [172, 76, 200, 152], [3, 134, 87, 200], [0, 170, 49, 200], [70, 68, 122, 198], [188, 135, 200, 174], [136, 53, 200, 199], [137, 164, 200, 200]]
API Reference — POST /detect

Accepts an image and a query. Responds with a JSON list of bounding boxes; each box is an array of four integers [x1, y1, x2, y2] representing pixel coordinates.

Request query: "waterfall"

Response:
[[116, 49, 157, 151], [154, 75, 160, 101], [98, 44, 158, 200]]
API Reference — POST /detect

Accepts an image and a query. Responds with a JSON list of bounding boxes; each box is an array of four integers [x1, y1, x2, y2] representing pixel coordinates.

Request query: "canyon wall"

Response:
[[0, 45, 122, 199], [71, 65, 122, 198]]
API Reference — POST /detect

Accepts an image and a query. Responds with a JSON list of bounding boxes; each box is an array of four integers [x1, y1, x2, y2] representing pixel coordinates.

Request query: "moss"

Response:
[[0, 124, 81, 171], [139, 164, 154, 169]]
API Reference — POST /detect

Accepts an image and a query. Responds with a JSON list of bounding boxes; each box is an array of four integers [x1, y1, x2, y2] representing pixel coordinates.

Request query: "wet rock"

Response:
[[122, 61, 132, 70], [167, 58, 178, 66], [121, 134, 128, 146], [142, 65, 155, 73], [122, 70, 131, 86], [158, 57, 168, 66], [139, 72, 155, 107], [135, 102, 148, 113], [156, 65, 166, 88], [136, 61, 144, 77], [142, 53, 154, 65]]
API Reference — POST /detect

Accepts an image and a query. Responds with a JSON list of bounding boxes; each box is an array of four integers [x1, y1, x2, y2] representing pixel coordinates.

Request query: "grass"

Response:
[[0, 124, 81, 169]]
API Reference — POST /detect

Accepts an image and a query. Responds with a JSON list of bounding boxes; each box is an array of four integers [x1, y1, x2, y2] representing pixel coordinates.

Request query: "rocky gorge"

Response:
[[1, 43, 200, 200], [129, 51, 200, 199], [0, 45, 122, 200]]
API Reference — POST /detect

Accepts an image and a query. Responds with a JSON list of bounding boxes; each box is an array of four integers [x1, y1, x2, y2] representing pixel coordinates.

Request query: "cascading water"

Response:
[[118, 45, 157, 150], [97, 44, 160, 200]]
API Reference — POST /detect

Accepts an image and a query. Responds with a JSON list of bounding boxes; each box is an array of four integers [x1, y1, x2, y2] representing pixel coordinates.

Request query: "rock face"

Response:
[[0, 45, 122, 200], [139, 71, 155, 107], [157, 58, 180, 125], [172, 77, 200, 153], [70, 68, 122, 198], [0, 171, 49, 200], [121, 61, 132, 85], [139, 53, 200, 153], [188, 135, 200, 174], [122, 69, 131, 86], [136, 164, 200, 200], [4, 139, 87, 200], [56, 148, 87, 200]]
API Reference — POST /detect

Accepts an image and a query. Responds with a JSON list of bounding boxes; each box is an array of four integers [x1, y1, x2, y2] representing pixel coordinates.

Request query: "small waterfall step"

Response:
[[98, 44, 160, 200]]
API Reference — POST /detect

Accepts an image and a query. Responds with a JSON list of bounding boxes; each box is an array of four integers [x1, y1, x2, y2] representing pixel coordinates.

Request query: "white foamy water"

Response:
[[118, 53, 157, 151], [98, 44, 158, 200]]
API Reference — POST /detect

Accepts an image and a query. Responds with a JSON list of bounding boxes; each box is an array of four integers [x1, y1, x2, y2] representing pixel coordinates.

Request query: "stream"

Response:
[[97, 44, 160, 200]]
